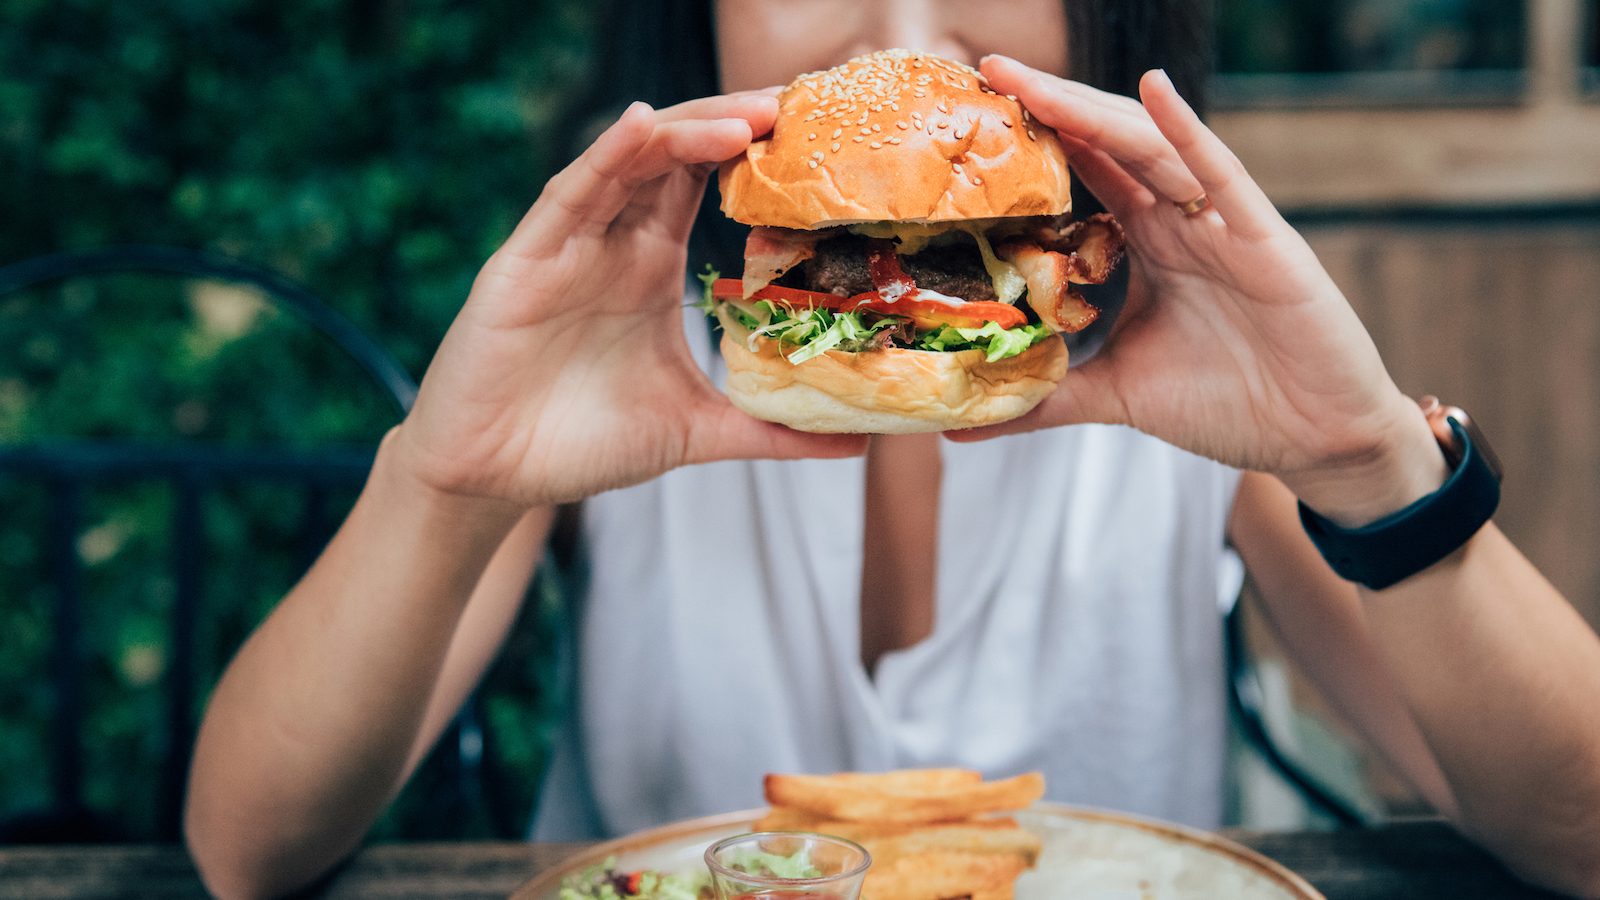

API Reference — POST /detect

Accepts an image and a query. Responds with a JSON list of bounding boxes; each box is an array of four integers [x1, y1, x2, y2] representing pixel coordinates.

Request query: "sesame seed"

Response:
[[936, 102, 950, 113], [811, 150, 824, 160], [971, 176, 983, 184], [1005, 94, 1017, 101], [831, 142, 841, 152], [859, 126, 871, 135], [937, 121, 949, 129], [1002, 118, 1014, 127], [870, 141, 882, 149], [808, 132, 817, 140], [888, 136, 902, 144], [953, 162, 963, 173], [853, 135, 865, 142], [1027, 129, 1037, 141], [871, 124, 881, 132], [896, 121, 908, 130], [807, 160, 818, 169], [832, 128, 843, 138], [913, 89, 926, 97]]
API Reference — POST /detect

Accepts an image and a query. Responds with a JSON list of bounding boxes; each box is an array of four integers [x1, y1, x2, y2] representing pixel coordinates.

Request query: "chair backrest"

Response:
[[0, 246, 424, 841]]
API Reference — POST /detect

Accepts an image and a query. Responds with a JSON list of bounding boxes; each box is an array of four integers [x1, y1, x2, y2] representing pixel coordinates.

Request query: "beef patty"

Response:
[[799, 234, 999, 302]]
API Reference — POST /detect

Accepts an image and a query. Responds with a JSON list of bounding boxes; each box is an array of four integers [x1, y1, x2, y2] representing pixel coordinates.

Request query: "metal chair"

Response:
[[0, 246, 503, 842], [1224, 595, 1366, 827]]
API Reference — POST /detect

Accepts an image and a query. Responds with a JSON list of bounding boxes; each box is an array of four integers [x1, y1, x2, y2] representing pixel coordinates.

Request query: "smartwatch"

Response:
[[1298, 396, 1503, 591]]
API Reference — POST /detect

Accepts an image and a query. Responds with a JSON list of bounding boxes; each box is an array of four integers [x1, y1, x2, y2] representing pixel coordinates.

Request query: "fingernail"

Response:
[[981, 53, 1015, 67], [1150, 68, 1174, 90]]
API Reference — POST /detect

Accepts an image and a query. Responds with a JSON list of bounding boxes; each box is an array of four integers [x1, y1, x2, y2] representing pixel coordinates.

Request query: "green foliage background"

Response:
[[1, 0, 598, 840]]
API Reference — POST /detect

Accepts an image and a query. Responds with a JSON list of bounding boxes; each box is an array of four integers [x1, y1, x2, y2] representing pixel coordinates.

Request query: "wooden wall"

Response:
[[1300, 215, 1600, 629]]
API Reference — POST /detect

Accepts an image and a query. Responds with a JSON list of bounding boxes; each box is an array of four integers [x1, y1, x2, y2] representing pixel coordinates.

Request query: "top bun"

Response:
[[720, 49, 1072, 230]]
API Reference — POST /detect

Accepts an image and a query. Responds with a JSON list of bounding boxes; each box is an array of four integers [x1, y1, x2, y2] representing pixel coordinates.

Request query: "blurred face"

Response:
[[714, 0, 1068, 92]]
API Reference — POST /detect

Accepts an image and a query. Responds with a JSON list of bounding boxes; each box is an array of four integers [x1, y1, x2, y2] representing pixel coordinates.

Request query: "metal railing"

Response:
[[0, 247, 428, 841]]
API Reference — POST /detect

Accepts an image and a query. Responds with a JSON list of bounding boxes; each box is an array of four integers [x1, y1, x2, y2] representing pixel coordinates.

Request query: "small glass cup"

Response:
[[704, 832, 872, 900]]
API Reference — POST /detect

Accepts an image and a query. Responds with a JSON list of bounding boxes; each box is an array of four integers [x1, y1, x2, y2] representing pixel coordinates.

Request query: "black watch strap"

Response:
[[1298, 419, 1500, 590]]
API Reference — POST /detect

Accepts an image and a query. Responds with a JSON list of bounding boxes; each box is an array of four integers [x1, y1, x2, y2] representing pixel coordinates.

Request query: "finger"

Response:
[[1139, 69, 1283, 239], [981, 55, 1205, 207], [944, 353, 1128, 441], [515, 113, 754, 256], [507, 101, 657, 257], [687, 401, 869, 464], [656, 92, 779, 132], [611, 119, 753, 237], [613, 163, 710, 244], [1061, 138, 1157, 220]]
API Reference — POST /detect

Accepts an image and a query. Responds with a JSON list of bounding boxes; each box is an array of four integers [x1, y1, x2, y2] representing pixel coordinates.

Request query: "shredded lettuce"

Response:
[[695, 265, 719, 314], [748, 305, 899, 364], [917, 320, 1054, 361], [726, 847, 824, 880]]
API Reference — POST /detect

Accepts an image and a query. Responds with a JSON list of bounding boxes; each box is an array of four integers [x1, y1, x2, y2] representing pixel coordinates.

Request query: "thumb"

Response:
[[686, 399, 869, 464], [945, 355, 1127, 442]]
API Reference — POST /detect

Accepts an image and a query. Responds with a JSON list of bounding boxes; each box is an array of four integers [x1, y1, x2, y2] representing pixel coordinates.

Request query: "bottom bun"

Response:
[[719, 332, 1068, 434]]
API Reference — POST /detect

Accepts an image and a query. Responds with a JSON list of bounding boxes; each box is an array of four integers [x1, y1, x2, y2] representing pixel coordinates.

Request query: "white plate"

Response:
[[512, 803, 1324, 899]]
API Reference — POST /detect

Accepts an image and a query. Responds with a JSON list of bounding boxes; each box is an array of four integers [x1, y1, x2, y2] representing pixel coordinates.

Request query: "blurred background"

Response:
[[2, 0, 1597, 844]]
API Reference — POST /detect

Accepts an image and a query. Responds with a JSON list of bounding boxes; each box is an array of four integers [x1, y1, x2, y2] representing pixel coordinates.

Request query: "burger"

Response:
[[704, 48, 1124, 434]]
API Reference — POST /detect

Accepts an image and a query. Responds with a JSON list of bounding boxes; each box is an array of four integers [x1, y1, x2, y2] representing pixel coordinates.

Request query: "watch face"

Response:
[[1417, 396, 1503, 481], [1431, 403, 1503, 482], [1451, 410, 1504, 482]]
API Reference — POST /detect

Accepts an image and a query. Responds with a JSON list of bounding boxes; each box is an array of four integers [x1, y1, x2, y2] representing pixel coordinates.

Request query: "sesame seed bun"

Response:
[[719, 49, 1072, 230], [717, 326, 1069, 435]]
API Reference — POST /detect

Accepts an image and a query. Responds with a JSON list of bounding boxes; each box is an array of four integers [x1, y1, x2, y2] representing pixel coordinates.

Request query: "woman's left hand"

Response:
[[957, 56, 1446, 525]]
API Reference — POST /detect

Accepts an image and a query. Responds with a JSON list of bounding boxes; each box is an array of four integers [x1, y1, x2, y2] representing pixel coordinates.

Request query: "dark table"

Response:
[[0, 821, 1569, 899]]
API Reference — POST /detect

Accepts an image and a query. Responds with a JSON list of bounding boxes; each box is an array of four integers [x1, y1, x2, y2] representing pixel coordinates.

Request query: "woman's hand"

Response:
[[959, 57, 1447, 525], [393, 96, 866, 508]]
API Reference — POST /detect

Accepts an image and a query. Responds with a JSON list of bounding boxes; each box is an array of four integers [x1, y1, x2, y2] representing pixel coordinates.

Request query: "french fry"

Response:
[[857, 821, 1042, 868], [828, 769, 984, 792], [753, 806, 828, 833], [758, 769, 1046, 899], [764, 771, 1045, 824], [862, 851, 1030, 900]]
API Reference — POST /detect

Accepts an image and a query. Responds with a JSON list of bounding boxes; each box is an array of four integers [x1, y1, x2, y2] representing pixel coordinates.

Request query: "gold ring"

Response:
[[1175, 194, 1211, 216]]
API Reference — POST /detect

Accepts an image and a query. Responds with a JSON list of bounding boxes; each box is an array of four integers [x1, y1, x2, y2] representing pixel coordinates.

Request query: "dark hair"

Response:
[[576, 0, 1215, 272]]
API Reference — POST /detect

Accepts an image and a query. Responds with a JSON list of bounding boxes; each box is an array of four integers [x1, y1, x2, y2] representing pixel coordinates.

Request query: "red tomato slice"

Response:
[[708, 279, 1025, 329]]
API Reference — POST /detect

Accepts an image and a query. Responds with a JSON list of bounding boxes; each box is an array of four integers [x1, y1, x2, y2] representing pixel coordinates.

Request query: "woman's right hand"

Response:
[[392, 95, 866, 507]]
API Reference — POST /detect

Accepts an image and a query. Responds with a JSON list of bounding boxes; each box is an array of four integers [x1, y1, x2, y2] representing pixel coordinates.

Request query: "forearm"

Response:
[[1292, 407, 1600, 894], [1361, 526, 1600, 894], [185, 427, 525, 899]]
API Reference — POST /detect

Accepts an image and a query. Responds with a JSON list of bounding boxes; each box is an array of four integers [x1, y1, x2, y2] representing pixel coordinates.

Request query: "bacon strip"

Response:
[[742, 226, 828, 298], [997, 213, 1125, 333]]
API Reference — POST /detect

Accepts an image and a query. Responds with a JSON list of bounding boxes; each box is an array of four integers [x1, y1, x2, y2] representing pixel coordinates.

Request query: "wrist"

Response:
[[1287, 396, 1452, 528], [374, 427, 525, 542]]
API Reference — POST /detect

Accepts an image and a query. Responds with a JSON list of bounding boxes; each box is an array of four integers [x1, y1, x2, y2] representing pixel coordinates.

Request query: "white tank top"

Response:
[[531, 306, 1244, 840]]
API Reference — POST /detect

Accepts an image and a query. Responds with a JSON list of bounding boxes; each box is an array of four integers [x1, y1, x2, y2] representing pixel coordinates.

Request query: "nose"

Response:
[[871, 0, 972, 65]]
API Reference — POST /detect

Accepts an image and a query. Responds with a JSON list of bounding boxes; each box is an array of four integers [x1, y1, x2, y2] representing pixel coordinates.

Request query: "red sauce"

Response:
[[866, 240, 917, 301]]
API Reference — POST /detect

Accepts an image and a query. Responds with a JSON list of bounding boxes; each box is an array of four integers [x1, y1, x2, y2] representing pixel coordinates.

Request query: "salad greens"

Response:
[[725, 847, 824, 880], [558, 857, 708, 900], [555, 843, 823, 900], [700, 265, 1053, 365]]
